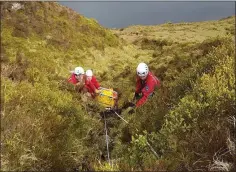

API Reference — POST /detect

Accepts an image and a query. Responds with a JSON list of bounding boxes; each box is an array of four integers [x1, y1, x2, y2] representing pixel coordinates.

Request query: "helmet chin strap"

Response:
[[140, 77, 146, 80], [139, 74, 147, 80]]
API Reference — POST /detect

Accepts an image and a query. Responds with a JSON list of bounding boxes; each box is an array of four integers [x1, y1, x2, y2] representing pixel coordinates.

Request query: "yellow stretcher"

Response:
[[95, 87, 118, 108]]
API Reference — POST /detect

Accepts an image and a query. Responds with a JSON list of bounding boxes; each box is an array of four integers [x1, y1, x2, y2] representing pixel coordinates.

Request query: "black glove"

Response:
[[134, 92, 139, 98], [129, 102, 135, 107], [127, 103, 136, 114], [133, 92, 139, 101], [122, 102, 135, 109], [128, 108, 135, 114]]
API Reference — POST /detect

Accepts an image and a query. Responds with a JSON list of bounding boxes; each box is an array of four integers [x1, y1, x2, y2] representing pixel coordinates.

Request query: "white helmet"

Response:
[[137, 62, 149, 77], [74, 66, 84, 75], [86, 69, 93, 77]]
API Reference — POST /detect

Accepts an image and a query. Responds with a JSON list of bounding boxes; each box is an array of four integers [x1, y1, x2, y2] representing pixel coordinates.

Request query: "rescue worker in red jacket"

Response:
[[133, 62, 161, 107], [68, 66, 86, 92], [84, 69, 101, 98]]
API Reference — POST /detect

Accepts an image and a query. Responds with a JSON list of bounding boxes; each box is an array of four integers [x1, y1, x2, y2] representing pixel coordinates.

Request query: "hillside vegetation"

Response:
[[1, 2, 235, 171]]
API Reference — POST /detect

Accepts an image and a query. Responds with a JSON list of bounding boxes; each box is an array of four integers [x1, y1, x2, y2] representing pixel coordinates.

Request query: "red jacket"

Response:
[[135, 72, 160, 107], [85, 76, 100, 94], [68, 73, 79, 85]]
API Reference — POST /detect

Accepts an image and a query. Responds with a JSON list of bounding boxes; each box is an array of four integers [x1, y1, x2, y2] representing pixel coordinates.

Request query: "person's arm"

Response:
[[132, 77, 142, 102], [75, 76, 86, 92], [68, 74, 78, 85], [87, 79, 97, 93], [84, 84, 93, 93], [93, 76, 100, 89], [136, 81, 155, 107]]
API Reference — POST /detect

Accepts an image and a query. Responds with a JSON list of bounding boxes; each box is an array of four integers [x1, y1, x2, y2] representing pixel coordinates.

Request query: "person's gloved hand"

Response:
[[133, 92, 140, 101], [134, 92, 139, 98], [127, 106, 135, 114], [126, 102, 136, 108], [129, 102, 135, 107], [85, 92, 91, 97], [122, 102, 133, 109], [95, 89, 100, 94]]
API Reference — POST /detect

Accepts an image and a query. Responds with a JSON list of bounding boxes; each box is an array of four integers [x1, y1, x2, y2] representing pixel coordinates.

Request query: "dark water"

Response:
[[59, 1, 235, 28]]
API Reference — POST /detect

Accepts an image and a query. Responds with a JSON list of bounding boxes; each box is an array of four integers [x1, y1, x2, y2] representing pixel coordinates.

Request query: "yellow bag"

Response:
[[96, 87, 118, 108]]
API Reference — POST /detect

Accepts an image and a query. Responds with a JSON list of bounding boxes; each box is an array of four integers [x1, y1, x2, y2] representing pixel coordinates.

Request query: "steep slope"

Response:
[[1, 1, 120, 87], [1, 1, 235, 171], [109, 16, 235, 171], [2, 2, 119, 50], [1, 2, 119, 171]]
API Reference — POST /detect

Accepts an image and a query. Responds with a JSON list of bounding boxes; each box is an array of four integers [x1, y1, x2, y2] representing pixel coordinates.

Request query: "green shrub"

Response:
[[135, 38, 172, 50], [160, 37, 235, 171]]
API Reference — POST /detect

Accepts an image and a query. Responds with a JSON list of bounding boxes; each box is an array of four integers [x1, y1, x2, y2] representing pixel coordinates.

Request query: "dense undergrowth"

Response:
[[1, 2, 235, 171], [112, 37, 235, 171]]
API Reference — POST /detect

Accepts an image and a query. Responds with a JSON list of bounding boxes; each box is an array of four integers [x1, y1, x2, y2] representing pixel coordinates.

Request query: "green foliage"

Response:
[[160, 37, 235, 171], [1, 77, 103, 171], [1, 2, 235, 171], [111, 36, 235, 171], [2, 2, 119, 51], [94, 162, 119, 171], [225, 26, 235, 35], [1, 2, 112, 169], [134, 37, 172, 50]]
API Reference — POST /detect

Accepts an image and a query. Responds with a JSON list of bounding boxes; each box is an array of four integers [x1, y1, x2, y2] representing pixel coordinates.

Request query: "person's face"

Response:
[[75, 74, 84, 81], [137, 70, 147, 80], [87, 76, 92, 81], [139, 75, 147, 80]]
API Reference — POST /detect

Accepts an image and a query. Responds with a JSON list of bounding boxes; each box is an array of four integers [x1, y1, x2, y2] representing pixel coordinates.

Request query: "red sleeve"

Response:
[[68, 74, 78, 85], [86, 78, 97, 93], [135, 76, 142, 93], [92, 76, 100, 89], [136, 78, 155, 107], [85, 83, 93, 93]]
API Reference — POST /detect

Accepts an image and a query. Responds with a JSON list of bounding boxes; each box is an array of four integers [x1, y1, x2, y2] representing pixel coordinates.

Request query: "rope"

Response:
[[111, 109, 159, 159], [146, 139, 159, 158], [112, 110, 128, 124], [103, 112, 111, 165]]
